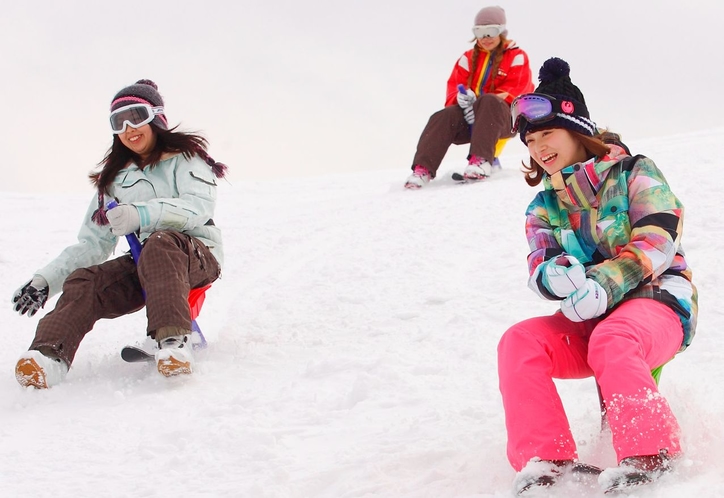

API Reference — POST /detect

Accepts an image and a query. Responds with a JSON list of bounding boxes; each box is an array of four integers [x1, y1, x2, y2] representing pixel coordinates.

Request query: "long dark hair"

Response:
[[89, 123, 228, 225], [521, 130, 612, 187], [467, 35, 508, 93], [90, 124, 227, 193]]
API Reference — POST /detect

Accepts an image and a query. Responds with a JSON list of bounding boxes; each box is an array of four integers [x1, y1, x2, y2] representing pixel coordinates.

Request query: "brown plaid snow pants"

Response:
[[29, 230, 221, 366], [411, 94, 513, 178]]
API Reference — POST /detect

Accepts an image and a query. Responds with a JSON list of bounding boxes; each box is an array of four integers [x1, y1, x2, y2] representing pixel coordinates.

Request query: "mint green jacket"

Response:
[[36, 153, 223, 297]]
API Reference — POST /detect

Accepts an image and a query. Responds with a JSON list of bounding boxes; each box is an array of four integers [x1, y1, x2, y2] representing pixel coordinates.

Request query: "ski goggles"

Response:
[[109, 103, 165, 134], [472, 24, 505, 39], [510, 93, 589, 134]]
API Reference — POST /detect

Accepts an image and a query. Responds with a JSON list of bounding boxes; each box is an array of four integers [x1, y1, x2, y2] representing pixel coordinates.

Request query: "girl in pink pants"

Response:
[[501, 57, 697, 495], [499, 299, 683, 470]]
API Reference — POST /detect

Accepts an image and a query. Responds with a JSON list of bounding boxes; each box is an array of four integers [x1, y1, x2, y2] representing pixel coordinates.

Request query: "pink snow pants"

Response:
[[497, 299, 683, 471]]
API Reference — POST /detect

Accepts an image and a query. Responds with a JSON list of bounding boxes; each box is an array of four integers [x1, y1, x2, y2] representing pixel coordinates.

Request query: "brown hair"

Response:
[[466, 35, 508, 92], [521, 130, 612, 187], [90, 123, 227, 193]]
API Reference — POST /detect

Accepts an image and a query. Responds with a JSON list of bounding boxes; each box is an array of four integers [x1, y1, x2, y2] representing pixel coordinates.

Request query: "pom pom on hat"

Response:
[[535, 57, 586, 106], [538, 57, 571, 85]]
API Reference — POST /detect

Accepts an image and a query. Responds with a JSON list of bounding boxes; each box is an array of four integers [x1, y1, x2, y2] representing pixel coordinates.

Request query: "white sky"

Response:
[[2, 0, 723, 193]]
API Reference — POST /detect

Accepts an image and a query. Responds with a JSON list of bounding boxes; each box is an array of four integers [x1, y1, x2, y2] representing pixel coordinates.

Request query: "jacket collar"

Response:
[[544, 145, 630, 209]]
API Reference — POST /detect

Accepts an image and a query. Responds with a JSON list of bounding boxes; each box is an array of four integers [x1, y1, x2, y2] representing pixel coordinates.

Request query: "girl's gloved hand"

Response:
[[560, 279, 608, 322], [12, 275, 49, 317], [457, 88, 476, 125], [541, 255, 586, 298], [107, 204, 140, 236]]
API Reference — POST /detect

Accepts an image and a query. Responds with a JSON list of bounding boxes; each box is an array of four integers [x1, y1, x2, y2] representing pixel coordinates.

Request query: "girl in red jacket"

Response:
[[405, 6, 533, 189]]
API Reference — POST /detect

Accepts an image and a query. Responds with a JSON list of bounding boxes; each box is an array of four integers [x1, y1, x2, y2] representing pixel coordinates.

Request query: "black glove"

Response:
[[12, 276, 49, 317]]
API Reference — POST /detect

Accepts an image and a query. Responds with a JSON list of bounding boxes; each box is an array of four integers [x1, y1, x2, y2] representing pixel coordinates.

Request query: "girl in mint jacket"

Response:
[[498, 59, 697, 495], [12, 79, 227, 387]]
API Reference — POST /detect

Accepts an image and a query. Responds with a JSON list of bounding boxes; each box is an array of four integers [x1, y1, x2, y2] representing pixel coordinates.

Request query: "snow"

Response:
[[1, 129, 723, 497]]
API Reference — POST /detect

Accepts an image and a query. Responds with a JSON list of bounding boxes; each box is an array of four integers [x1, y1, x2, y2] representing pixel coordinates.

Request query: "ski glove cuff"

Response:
[[560, 279, 607, 322], [541, 255, 587, 298], [107, 204, 141, 236], [12, 275, 49, 317]]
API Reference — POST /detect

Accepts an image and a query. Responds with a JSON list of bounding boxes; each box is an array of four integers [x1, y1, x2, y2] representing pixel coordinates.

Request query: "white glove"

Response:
[[462, 107, 475, 125], [457, 88, 476, 108], [107, 204, 140, 236], [560, 279, 608, 322], [457, 88, 476, 125], [541, 255, 586, 298]]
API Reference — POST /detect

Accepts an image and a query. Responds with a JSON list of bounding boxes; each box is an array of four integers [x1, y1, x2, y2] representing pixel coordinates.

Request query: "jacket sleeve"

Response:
[[133, 155, 217, 234], [35, 196, 118, 297], [524, 191, 566, 299], [587, 157, 684, 307], [493, 48, 534, 105], [445, 52, 473, 106]]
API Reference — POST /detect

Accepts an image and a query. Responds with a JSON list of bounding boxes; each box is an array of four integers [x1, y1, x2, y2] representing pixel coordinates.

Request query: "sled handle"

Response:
[[106, 200, 143, 262]]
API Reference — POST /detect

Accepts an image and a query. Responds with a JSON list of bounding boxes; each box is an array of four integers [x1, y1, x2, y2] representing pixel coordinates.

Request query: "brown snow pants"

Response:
[[411, 94, 513, 178], [29, 230, 221, 366]]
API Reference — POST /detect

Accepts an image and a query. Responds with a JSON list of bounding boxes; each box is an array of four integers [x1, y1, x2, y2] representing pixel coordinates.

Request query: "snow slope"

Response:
[[1, 129, 723, 497]]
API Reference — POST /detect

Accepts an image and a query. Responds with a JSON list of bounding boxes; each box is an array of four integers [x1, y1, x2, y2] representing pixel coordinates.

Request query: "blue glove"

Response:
[[560, 279, 608, 322], [457, 88, 476, 125], [12, 275, 49, 317], [541, 255, 586, 298], [107, 204, 140, 236]]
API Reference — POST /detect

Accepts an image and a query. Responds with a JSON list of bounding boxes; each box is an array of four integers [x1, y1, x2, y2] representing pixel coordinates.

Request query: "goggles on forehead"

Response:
[[109, 103, 165, 134], [472, 24, 505, 39], [510, 93, 589, 134]]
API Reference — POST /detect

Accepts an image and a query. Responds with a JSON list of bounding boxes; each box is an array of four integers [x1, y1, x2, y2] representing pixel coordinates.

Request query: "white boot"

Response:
[[404, 165, 431, 189], [463, 156, 493, 180], [155, 335, 195, 377], [15, 350, 69, 389]]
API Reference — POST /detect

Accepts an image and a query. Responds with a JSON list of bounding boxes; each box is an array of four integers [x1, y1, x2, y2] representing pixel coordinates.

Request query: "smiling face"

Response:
[[524, 128, 589, 175], [476, 35, 501, 52], [118, 123, 157, 160]]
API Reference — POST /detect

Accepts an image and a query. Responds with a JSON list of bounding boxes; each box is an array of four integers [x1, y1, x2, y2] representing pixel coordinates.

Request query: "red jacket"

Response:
[[445, 39, 533, 106]]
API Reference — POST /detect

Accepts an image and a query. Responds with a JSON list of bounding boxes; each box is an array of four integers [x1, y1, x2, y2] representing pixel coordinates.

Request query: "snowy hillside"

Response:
[[1, 128, 723, 497]]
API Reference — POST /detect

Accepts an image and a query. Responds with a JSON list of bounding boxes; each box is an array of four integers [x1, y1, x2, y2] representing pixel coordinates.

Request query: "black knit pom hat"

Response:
[[110, 79, 168, 130], [518, 58, 596, 143]]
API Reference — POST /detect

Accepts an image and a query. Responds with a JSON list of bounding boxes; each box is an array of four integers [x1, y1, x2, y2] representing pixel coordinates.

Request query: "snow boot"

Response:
[[155, 334, 195, 377], [599, 450, 673, 493], [514, 458, 602, 496], [15, 350, 68, 389], [404, 165, 431, 189], [514, 459, 570, 495], [463, 155, 492, 180]]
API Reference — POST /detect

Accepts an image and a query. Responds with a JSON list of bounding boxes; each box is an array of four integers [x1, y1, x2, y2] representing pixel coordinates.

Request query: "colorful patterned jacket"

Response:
[[445, 39, 533, 106], [525, 145, 698, 350]]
